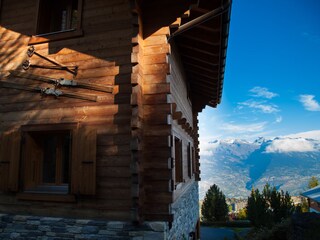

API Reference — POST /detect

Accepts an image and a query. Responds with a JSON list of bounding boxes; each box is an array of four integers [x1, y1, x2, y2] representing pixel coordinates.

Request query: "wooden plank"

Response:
[[16, 193, 76, 202], [97, 145, 131, 157], [143, 83, 170, 95], [71, 127, 97, 195], [143, 35, 168, 46], [143, 94, 168, 105], [97, 167, 131, 178], [97, 156, 131, 167], [144, 170, 172, 181], [142, 53, 168, 65], [141, 63, 170, 75], [143, 74, 167, 84], [0, 131, 21, 192], [143, 44, 171, 55], [143, 125, 171, 136]]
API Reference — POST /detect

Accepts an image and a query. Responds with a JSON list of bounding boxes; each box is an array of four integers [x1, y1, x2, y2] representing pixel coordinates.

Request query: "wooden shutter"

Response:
[[23, 133, 42, 190], [71, 127, 97, 195], [0, 131, 21, 192]]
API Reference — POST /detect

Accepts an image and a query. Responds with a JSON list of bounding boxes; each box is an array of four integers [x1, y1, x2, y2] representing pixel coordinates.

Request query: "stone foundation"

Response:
[[167, 182, 199, 240], [0, 183, 199, 240], [0, 214, 166, 240]]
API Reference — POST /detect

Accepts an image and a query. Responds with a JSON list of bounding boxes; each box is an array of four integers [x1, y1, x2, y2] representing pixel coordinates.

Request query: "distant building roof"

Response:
[[301, 186, 320, 203]]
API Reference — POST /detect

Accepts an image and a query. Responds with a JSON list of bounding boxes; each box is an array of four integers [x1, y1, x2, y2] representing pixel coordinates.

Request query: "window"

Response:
[[174, 137, 183, 184], [187, 143, 192, 178], [23, 130, 71, 194], [0, 125, 97, 200], [29, 0, 83, 44], [37, 0, 79, 35], [192, 146, 196, 175]]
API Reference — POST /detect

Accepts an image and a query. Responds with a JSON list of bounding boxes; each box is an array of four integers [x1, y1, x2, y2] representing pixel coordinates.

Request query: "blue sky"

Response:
[[199, 0, 320, 142]]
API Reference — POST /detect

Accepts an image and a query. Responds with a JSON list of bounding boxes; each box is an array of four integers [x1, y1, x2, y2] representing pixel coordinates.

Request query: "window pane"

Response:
[[42, 135, 57, 183], [37, 0, 78, 34], [62, 134, 70, 184]]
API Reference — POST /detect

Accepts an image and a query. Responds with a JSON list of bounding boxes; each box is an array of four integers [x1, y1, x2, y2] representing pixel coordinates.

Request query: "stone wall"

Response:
[[0, 214, 167, 240], [167, 182, 199, 240], [0, 183, 199, 240]]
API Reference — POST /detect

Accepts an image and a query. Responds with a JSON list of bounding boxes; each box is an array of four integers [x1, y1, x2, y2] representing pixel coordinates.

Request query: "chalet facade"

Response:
[[0, 0, 231, 239]]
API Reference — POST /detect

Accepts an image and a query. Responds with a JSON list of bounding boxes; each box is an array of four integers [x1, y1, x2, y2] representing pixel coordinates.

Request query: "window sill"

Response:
[[17, 192, 76, 203], [28, 29, 83, 45]]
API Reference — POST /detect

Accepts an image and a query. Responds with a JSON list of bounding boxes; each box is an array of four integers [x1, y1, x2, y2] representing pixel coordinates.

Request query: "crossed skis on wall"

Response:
[[0, 46, 114, 101]]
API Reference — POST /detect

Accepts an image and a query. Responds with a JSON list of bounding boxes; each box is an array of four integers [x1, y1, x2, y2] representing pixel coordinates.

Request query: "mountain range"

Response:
[[199, 132, 320, 199]]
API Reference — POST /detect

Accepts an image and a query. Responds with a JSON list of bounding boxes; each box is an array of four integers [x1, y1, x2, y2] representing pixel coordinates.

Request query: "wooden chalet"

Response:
[[0, 0, 231, 238]]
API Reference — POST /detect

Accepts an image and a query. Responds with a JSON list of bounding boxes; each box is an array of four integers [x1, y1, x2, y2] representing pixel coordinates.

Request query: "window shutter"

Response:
[[71, 127, 97, 195], [0, 131, 21, 192]]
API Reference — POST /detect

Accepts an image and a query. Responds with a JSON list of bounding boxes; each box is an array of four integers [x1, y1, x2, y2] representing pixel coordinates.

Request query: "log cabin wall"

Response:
[[135, 0, 201, 222], [133, 21, 173, 221], [0, 0, 138, 221]]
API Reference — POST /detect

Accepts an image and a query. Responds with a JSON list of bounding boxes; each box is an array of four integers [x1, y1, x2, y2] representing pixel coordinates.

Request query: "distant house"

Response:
[[301, 186, 320, 213]]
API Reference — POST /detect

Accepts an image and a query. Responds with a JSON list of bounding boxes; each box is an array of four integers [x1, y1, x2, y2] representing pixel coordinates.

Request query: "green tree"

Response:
[[247, 188, 271, 227], [237, 208, 247, 220], [247, 184, 295, 227], [201, 184, 228, 222], [308, 176, 319, 189]]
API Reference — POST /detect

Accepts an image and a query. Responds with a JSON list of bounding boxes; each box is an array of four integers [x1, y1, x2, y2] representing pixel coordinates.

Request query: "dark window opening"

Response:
[[23, 130, 71, 194], [192, 146, 196, 175], [187, 143, 192, 178], [174, 137, 183, 184], [37, 0, 79, 35]]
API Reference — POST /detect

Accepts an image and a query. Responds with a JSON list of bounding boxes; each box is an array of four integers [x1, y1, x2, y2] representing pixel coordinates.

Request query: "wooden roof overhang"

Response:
[[140, 0, 231, 112], [170, 0, 232, 112]]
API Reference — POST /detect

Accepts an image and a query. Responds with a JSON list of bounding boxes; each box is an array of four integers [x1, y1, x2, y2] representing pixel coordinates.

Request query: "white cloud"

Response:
[[239, 100, 280, 113], [284, 130, 320, 140], [275, 116, 282, 123], [250, 87, 278, 99], [266, 138, 317, 153], [299, 95, 320, 111], [220, 122, 267, 133]]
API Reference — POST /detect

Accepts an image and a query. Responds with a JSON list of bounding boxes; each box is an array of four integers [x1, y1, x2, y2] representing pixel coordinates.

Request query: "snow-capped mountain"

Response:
[[199, 134, 320, 199]]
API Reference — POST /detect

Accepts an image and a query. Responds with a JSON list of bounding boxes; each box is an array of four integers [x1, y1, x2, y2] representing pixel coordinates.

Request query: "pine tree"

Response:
[[247, 184, 295, 227], [247, 188, 271, 227], [201, 184, 228, 222]]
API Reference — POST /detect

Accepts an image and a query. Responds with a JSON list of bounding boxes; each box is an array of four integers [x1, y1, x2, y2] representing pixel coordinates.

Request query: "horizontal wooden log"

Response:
[[143, 83, 170, 94], [97, 145, 131, 157], [144, 169, 172, 181], [141, 63, 170, 75], [143, 94, 168, 105], [143, 125, 171, 136], [0, 104, 131, 121], [143, 35, 168, 46], [97, 166, 131, 178], [143, 44, 171, 55]]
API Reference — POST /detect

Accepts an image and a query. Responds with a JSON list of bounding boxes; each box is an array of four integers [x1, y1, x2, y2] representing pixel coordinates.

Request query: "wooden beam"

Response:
[[183, 62, 219, 74], [186, 69, 219, 80], [180, 51, 219, 65], [182, 33, 220, 46], [178, 43, 219, 57]]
